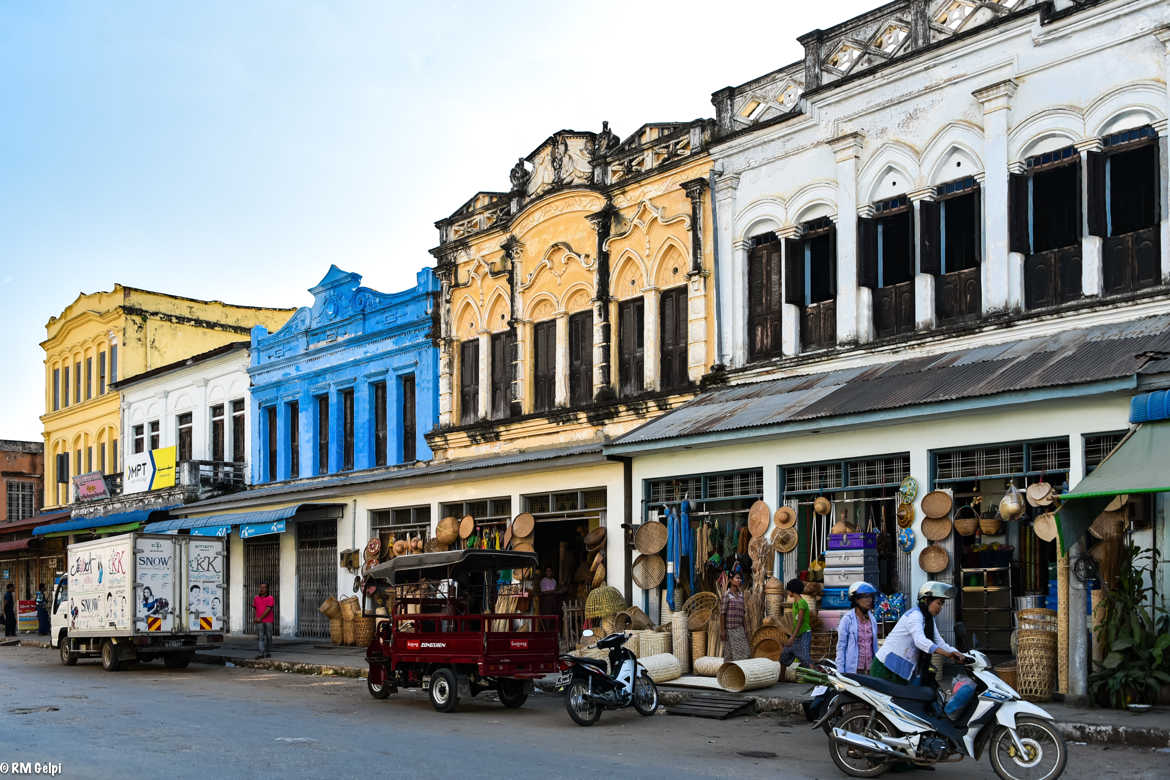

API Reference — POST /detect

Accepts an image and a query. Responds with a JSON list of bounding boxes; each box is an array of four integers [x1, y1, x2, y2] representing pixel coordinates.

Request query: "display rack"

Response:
[[959, 565, 1015, 654]]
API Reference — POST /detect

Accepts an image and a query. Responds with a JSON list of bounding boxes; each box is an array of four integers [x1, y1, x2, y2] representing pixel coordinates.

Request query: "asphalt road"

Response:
[[0, 645, 1164, 780]]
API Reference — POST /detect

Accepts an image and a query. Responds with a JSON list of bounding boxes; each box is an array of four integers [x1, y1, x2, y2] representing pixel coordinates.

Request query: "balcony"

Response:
[[874, 281, 916, 338], [179, 460, 247, 492], [801, 300, 836, 351], [936, 267, 982, 325], [1025, 245, 1082, 310], [1103, 226, 1160, 296]]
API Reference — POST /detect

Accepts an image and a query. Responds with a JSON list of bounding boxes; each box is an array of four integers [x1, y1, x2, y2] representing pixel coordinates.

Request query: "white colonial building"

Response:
[[610, 0, 1170, 703]]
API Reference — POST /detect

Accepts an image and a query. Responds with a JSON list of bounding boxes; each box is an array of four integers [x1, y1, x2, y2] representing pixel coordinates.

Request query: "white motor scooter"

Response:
[[811, 650, 1066, 779]]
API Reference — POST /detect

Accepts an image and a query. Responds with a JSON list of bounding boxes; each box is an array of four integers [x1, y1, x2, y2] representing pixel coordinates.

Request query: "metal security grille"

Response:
[[847, 455, 910, 490], [295, 521, 337, 639], [1027, 440, 1070, 474], [786, 462, 843, 493], [707, 470, 763, 499], [244, 540, 280, 636], [936, 445, 1024, 481], [1084, 431, 1126, 473], [648, 477, 703, 505]]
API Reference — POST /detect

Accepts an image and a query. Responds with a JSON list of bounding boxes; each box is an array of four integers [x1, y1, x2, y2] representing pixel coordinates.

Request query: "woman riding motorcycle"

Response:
[[871, 581, 965, 684]]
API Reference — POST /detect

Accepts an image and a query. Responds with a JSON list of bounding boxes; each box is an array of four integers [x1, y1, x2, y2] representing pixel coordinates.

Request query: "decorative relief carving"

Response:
[[603, 199, 692, 257], [519, 242, 597, 291]]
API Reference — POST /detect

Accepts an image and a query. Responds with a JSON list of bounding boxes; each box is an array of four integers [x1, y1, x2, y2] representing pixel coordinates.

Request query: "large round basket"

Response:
[[634, 521, 668, 555], [622, 606, 652, 630], [717, 658, 781, 692], [921, 490, 953, 519], [632, 554, 666, 589], [329, 618, 343, 644], [353, 616, 375, 646], [584, 526, 607, 551], [748, 500, 771, 538], [683, 591, 719, 616], [459, 515, 475, 540], [693, 656, 723, 677], [764, 577, 783, 594], [1017, 608, 1058, 632], [512, 512, 535, 538], [319, 596, 341, 620], [640, 653, 682, 683], [436, 516, 459, 545], [994, 662, 1018, 690], [922, 516, 952, 542], [752, 638, 782, 661], [687, 607, 713, 631], [584, 585, 626, 619], [341, 620, 356, 645], [773, 527, 798, 554], [639, 631, 670, 657], [919, 543, 949, 574], [766, 593, 784, 619]]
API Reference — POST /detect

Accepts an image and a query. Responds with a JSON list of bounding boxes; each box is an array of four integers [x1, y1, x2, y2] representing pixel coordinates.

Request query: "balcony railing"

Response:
[[1103, 226, 1160, 296], [801, 300, 837, 351], [179, 460, 246, 492], [874, 281, 916, 338], [936, 267, 982, 325], [1025, 245, 1082, 310]]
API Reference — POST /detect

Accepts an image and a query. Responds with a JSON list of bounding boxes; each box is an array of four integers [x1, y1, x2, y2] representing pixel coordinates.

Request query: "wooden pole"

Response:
[[1057, 552, 1070, 695]]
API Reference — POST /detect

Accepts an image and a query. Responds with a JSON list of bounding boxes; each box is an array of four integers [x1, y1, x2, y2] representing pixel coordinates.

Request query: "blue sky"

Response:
[[0, 1, 873, 441]]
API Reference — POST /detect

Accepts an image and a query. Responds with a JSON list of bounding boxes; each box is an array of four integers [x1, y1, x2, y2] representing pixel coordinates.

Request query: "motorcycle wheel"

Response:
[[564, 679, 601, 726], [632, 672, 658, 715], [988, 717, 1067, 780], [367, 677, 391, 700], [829, 708, 895, 778]]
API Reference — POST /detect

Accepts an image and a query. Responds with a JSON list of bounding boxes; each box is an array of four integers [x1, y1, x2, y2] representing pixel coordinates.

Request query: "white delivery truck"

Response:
[[51, 533, 226, 671]]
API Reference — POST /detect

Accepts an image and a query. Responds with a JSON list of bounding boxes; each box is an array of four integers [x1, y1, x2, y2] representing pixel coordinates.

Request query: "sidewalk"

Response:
[[194, 633, 367, 678]]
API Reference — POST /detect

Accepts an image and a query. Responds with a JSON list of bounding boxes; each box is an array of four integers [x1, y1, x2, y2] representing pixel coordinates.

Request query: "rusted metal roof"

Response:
[[614, 314, 1170, 446]]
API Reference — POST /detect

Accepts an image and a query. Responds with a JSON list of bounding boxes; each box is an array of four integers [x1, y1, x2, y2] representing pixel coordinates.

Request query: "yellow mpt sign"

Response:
[[150, 445, 176, 490]]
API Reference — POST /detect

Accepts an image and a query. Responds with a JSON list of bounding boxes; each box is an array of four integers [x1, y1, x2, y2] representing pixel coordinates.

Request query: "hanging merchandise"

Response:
[[896, 502, 915, 529], [897, 527, 916, 553], [748, 501, 771, 538], [1026, 481, 1055, 508], [774, 505, 797, 530], [999, 482, 1025, 522], [898, 476, 919, 505]]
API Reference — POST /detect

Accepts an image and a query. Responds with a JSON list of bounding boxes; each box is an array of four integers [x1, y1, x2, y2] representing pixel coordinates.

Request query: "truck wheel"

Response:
[[58, 633, 76, 666], [367, 678, 392, 699], [428, 668, 460, 713], [100, 640, 122, 672], [164, 653, 192, 669], [497, 679, 529, 708]]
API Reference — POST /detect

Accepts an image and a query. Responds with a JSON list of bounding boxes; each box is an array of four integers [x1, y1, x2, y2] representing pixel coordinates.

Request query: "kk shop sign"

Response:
[[123, 446, 177, 494]]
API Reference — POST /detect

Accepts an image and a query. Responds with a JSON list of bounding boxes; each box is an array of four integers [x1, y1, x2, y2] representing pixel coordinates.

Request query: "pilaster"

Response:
[[642, 288, 661, 392], [973, 79, 1019, 314], [1076, 139, 1105, 298], [910, 188, 936, 331], [777, 225, 801, 357], [554, 313, 569, 406], [829, 132, 864, 346]]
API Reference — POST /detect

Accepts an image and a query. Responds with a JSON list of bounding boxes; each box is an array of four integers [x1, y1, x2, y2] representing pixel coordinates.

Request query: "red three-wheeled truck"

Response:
[[362, 550, 561, 712]]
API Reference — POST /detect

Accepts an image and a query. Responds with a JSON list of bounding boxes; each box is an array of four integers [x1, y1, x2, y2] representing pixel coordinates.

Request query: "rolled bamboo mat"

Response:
[[640, 653, 682, 683], [717, 658, 781, 692], [691, 630, 706, 663], [1057, 553, 1069, 695], [673, 610, 690, 673], [1091, 589, 1104, 663], [693, 656, 723, 676], [640, 631, 670, 657], [707, 607, 722, 658]]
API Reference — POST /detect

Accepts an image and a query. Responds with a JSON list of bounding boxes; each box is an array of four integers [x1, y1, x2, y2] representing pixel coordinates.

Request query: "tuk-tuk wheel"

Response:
[[367, 677, 391, 699], [497, 678, 529, 709], [429, 668, 459, 713]]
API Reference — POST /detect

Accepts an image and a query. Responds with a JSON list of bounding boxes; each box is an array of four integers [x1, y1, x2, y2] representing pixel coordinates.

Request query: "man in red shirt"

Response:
[[252, 583, 275, 658]]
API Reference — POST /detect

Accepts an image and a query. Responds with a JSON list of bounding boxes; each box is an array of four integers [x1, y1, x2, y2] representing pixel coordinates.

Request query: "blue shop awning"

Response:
[[32, 506, 177, 537], [143, 504, 338, 536]]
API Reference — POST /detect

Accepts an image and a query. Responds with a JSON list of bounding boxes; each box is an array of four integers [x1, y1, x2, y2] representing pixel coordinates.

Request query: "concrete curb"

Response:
[[194, 652, 366, 679], [1057, 720, 1170, 748], [17, 639, 52, 649]]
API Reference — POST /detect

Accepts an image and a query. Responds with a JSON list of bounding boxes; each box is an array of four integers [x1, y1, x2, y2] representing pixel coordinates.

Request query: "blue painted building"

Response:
[[249, 265, 439, 485]]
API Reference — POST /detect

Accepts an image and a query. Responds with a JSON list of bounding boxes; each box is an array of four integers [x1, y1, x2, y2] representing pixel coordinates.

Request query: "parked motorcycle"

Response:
[[557, 630, 658, 726], [810, 650, 1066, 779]]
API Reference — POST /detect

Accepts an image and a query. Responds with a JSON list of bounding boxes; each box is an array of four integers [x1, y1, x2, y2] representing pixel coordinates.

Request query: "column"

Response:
[[730, 240, 749, 367], [437, 338, 453, 429], [1155, 117, 1170, 283], [516, 321, 532, 413], [713, 172, 740, 367], [386, 372, 401, 464], [642, 288, 660, 391], [973, 79, 1019, 314], [229, 533, 245, 633], [910, 188, 936, 330], [553, 313, 569, 406], [278, 530, 296, 636], [1077, 140, 1104, 298], [778, 226, 801, 356], [477, 331, 490, 419], [829, 132, 865, 345], [1066, 434, 1088, 701], [908, 446, 931, 597], [592, 300, 607, 397], [686, 272, 707, 382], [353, 380, 372, 471], [299, 388, 314, 477], [329, 386, 343, 474], [607, 300, 620, 392]]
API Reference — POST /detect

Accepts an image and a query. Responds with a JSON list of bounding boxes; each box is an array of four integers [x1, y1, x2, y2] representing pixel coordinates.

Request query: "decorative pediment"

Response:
[[525, 132, 596, 197]]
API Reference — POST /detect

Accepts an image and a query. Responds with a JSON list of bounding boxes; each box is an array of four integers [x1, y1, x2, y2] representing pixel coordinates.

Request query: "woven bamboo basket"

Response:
[[810, 631, 839, 662], [577, 647, 609, 671], [339, 596, 360, 620], [691, 630, 707, 663], [319, 596, 341, 620], [717, 658, 781, 692], [625, 631, 641, 657], [980, 515, 1003, 535], [341, 620, 356, 645], [1017, 633, 1057, 702], [766, 593, 784, 620], [640, 653, 682, 683], [584, 586, 625, 619], [752, 638, 781, 661], [672, 611, 690, 672], [994, 662, 1019, 690], [693, 656, 723, 676], [683, 591, 719, 615], [640, 631, 670, 657], [353, 616, 375, 646], [329, 618, 343, 644], [1017, 608, 1058, 632], [622, 606, 652, 630]]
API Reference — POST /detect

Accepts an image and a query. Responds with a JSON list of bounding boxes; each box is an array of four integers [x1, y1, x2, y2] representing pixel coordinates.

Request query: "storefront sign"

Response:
[[191, 526, 230, 538], [18, 600, 37, 631], [72, 471, 110, 502], [239, 520, 286, 539], [124, 446, 178, 494]]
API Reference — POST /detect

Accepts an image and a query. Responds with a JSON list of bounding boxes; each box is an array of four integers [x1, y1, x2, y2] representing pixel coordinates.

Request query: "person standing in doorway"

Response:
[[252, 583, 275, 659], [36, 583, 50, 635], [3, 583, 16, 637]]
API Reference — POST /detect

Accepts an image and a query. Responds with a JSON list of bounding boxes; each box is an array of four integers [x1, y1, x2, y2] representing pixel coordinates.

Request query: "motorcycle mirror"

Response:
[[582, 629, 594, 638]]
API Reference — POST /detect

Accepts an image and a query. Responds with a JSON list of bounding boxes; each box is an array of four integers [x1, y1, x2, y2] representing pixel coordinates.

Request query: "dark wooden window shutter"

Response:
[[533, 320, 556, 412], [1009, 172, 1030, 254], [784, 237, 804, 305], [490, 332, 513, 418], [748, 242, 782, 360], [828, 226, 838, 295], [919, 200, 941, 274], [568, 310, 593, 406], [618, 298, 645, 396], [972, 186, 982, 262], [1086, 149, 1106, 237], [459, 339, 479, 423], [857, 217, 877, 288], [660, 287, 688, 390]]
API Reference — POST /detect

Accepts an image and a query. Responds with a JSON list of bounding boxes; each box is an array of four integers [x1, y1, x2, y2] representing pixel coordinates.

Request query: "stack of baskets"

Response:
[[1016, 608, 1057, 702], [319, 596, 343, 644], [339, 596, 361, 645], [764, 577, 784, 620]]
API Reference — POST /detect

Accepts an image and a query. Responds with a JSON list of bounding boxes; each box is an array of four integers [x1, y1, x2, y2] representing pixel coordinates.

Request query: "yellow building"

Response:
[[40, 285, 294, 508]]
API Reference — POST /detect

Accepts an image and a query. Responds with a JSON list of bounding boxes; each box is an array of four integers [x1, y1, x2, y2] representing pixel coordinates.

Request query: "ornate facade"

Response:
[[430, 121, 717, 458]]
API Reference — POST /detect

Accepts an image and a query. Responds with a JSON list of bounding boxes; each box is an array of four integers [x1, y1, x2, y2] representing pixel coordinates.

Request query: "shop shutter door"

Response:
[[295, 522, 337, 639], [244, 539, 280, 636]]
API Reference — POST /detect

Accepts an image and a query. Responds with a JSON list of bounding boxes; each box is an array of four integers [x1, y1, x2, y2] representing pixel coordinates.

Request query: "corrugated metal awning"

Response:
[[143, 503, 341, 534], [32, 506, 176, 537]]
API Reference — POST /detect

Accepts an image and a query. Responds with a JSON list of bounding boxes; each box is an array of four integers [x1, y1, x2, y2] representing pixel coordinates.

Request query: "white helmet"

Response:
[[918, 581, 956, 603], [848, 581, 878, 600]]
